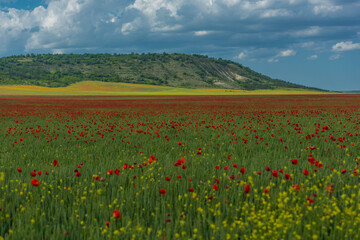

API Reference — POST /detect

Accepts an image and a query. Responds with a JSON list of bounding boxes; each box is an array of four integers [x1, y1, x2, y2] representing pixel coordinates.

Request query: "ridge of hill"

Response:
[[0, 53, 324, 91]]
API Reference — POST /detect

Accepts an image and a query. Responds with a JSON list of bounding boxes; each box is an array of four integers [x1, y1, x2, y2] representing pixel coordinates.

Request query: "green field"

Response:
[[1, 94, 360, 239]]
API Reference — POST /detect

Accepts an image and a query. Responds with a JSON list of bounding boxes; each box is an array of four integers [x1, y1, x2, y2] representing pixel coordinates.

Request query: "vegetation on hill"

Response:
[[0, 53, 323, 91]]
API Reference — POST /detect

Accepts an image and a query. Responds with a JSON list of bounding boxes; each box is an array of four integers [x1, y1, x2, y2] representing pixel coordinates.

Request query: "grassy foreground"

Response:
[[0, 81, 327, 95], [1, 95, 360, 240]]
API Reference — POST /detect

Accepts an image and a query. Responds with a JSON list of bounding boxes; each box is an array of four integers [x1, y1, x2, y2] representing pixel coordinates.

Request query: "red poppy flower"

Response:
[[189, 188, 194, 192], [75, 172, 81, 177], [303, 169, 309, 176], [37, 171, 42, 176], [285, 173, 290, 180], [159, 189, 166, 195], [31, 172, 36, 177], [113, 209, 121, 219], [341, 169, 347, 174], [115, 168, 120, 175], [165, 177, 171, 181], [177, 175, 182, 179], [291, 159, 298, 165], [306, 196, 315, 204], [264, 186, 270, 194], [326, 185, 334, 194], [213, 184, 218, 191], [272, 170, 278, 178], [182, 165, 187, 170], [178, 141, 182, 145], [232, 164, 238, 168], [215, 165, 220, 170], [31, 178, 41, 187], [292, 184, 301, 191], [107, 170, 113, 175], [240, 168, 245, 175], [229, 174, 235, 180], [17, 168, 22, 173], [224, 166, 229, 170], [53, 159, 59, 167], [188, 178, 192, 181], [244, 184, 250, 194], [265, 166, 271, 172], [106, 221, 110, 227]]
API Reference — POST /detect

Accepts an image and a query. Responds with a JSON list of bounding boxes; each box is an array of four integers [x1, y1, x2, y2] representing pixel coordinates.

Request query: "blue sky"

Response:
[[0, 0, 359, 91]]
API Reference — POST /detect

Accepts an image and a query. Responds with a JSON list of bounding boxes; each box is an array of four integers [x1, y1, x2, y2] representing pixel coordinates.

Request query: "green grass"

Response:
[[1, 95, 359, 239]]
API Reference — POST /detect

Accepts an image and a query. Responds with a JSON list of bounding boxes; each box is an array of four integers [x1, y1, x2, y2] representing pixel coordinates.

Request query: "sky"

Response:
[[0, 0, 359, 91]]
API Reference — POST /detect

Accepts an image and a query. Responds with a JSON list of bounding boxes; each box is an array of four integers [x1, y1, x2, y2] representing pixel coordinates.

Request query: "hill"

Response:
[[0, 53, 324, 91]]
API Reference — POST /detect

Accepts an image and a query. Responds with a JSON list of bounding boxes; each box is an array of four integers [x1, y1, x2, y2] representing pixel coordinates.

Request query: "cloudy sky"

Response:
[[0, 0, 359, 91]]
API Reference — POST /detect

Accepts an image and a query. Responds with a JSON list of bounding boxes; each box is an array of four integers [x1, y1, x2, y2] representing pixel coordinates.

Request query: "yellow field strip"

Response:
[[0, 81, 333, 95]]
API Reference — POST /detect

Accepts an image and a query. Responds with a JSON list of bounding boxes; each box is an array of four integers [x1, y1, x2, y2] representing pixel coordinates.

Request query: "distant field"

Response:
[[0, 81, 329, 95]]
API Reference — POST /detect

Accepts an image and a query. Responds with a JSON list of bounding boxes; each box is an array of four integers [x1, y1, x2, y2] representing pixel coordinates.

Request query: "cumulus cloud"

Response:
[[292, 26, 321, 37], [278, 49, 296, 57], [332, 41, 360, 52], [307, 54, 318, 60], [313, 4, 342, 15], [260, 9, 291, 18], [194, 30, 213, 36], [235, 51, 247, 60], [0, 0, 359, 58], [310, 0, 342, 15], [268, 49, 296, 62], [329, 54, 341, 60]]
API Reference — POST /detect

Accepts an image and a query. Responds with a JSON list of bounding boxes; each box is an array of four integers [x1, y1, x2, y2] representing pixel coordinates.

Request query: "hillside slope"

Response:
[[0, 53, 323, 91]]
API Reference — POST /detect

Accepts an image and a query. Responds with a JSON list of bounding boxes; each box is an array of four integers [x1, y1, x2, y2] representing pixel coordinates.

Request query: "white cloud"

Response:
[[127, 0, 181, 18], [292, 26, 321, 37], [268, 49, 296, 63], [194, 30, 211, 36], [329, 54, 340, 60], [152, 24, 182, 32], [300, 41, 315, 48], [278, 49, 296, 57], [0, 0, 359, 58], [236, 51, 247, 60], [313, 4, 342, 15], [310, 0, 342, 15], [52, 49, 64, 54], [332, 41, 360, 52], [261, 9, 290, 18], [268, 58, 279, 63], [121, 18, 142, 35], [307, 54, 318, 60]]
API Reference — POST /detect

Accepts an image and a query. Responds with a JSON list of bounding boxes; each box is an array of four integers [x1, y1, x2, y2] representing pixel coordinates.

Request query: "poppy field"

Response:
[[1, 94, 360, 239]]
